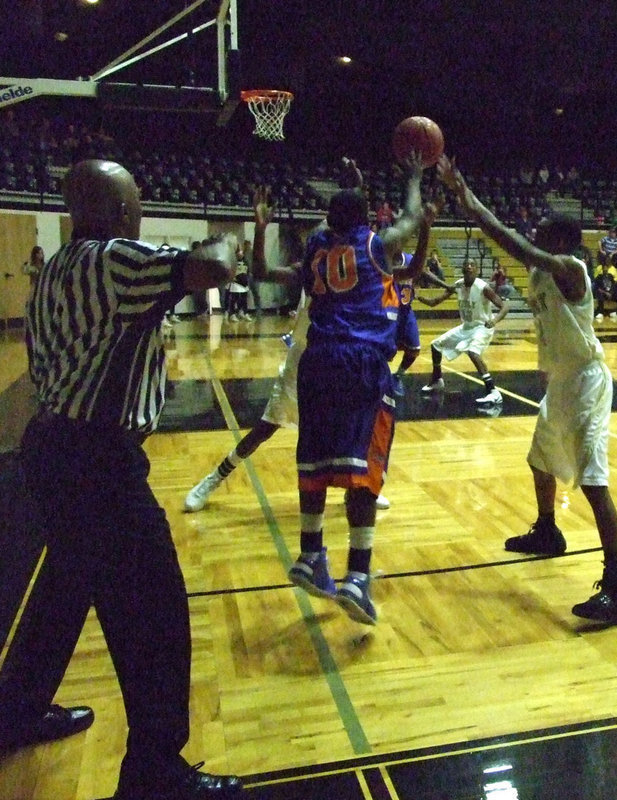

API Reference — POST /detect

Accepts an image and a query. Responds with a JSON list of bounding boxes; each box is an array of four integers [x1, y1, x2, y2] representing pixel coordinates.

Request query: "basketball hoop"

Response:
[[241, 89, 293, 141]]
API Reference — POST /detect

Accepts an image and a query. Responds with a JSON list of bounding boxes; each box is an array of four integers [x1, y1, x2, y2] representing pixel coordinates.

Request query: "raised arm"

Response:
[[381, 151, 424, 267], [251, 186, 302, 286], [183, 235, 237, 291], [251, 157, 364, 285], [392, 198, 441, 282], [437, 155, 586, 300]]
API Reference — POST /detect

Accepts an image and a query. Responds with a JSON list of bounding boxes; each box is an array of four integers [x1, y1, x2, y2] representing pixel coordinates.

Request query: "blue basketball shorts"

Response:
[[296, 341, 396, 495]]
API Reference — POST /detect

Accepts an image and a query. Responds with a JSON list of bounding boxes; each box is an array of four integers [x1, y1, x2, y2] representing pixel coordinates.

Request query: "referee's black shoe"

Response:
[[113, 757, 244, 799], [0, 704, 94, 752]]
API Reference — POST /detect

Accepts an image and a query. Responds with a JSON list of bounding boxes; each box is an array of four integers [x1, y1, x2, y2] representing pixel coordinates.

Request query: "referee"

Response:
[[0, 160, 244, 799]]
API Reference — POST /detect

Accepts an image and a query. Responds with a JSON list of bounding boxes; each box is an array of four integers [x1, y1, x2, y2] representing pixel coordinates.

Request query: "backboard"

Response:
[[0, 0, 241, 125]]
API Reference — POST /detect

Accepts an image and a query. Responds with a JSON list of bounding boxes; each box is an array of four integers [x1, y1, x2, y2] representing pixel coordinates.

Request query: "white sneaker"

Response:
[[421, 377, 444, 393], [376, 494, 390, 510], [477, 404, 503, 418], [229, 314, 239, 322], [184, 471, 222, 512], [170, 314, 181, 323], [610, 312, 617, 320], [476, 389, 503, 404], [595, 313, 604, 321]]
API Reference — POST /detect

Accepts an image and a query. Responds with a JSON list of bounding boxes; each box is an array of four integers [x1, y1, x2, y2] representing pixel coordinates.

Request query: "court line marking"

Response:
[[185, 545, 604, 599], [241, 715, 617, 788], [202, 349, 371, 755], [416, 352, 617, 437], [355, 768, 376, 800]]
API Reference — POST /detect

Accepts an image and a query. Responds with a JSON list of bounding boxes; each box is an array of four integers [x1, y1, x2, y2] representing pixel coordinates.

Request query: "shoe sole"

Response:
[[289, 571, 336, 600], [336, 594, 377, 626], [184, 499, 207, 512], [504, 541, 566, 556], [571, 606, 617, 624]]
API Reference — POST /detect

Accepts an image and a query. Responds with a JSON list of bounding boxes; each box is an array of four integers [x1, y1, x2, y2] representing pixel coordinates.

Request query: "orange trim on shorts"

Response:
[[298, 404, 395, 495]]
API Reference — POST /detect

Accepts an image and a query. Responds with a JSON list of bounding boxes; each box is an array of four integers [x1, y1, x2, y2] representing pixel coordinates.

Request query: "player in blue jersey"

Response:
[[289, 154, 438, 625], [391, 251, 448, 396]]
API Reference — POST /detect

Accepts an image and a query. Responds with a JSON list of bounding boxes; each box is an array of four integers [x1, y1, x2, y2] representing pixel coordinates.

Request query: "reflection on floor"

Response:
[[160, 368, 613, 434]]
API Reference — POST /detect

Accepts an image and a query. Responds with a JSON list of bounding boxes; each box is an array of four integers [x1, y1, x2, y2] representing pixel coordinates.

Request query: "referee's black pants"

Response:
[[0, 412, 191, 761]]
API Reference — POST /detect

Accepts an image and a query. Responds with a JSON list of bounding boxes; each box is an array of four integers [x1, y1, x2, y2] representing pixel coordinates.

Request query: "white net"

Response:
[[242, 91, 293, 141]]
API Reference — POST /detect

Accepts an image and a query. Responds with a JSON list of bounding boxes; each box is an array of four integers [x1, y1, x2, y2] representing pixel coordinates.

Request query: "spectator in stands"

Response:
[[598, 227, 617, 266], [565, 165, 581, 193], [575, 243, 595, 281], [519, 165, 535, 189], [418, 249, 445, 287], [490, 257, 516, 299], [225, 242, 252, 322], [537, 164, 550, 189], [514, 206, 534, 241], [376, 200, 395, 230], [593, 262, 617, 321], [549, 165, 565, 194], [21, 245, 44, 287]]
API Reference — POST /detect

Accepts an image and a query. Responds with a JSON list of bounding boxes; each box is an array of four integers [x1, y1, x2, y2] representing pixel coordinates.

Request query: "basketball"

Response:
[[392, 116, 445, 167]]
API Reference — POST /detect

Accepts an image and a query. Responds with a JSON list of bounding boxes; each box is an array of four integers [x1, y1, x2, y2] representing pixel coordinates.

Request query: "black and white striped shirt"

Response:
[[26, 237, 187, 434]]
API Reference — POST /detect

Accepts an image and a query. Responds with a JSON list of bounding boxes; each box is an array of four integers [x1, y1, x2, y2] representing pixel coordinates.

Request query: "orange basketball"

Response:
[[392, 116, 444, 167]]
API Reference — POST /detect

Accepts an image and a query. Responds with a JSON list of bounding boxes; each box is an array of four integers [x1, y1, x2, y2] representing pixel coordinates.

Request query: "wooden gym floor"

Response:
[[3, 312, 617, 799]]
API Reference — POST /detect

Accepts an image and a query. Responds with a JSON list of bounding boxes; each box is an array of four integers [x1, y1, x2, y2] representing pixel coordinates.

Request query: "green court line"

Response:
[[203, 351, 371, 755]]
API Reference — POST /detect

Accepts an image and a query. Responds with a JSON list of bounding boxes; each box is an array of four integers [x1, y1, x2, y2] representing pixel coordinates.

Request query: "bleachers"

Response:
[[417, 229, 530, 316]]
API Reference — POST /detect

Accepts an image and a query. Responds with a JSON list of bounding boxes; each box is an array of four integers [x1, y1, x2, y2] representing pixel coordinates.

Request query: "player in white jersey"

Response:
[[417, 258, 509, 404], [437, 153, 617, 624]]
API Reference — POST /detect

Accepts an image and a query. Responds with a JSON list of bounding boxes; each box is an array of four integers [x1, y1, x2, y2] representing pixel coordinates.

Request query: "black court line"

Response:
[[185, 546, 604, 600]]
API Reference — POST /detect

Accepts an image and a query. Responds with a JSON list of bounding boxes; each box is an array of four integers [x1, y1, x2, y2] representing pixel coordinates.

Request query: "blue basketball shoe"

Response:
[[336, 572, 377, 625], [288, 547, 336, 599]]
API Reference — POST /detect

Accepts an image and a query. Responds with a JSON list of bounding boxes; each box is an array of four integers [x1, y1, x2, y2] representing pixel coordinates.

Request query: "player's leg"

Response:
[[505, 465, 566, 555], [571, 485, 617, 622], [337, 346, 395, 625], [571, 362, 617, 620], [288, 487, 336, 599], [290, 346, 336, 599], [337, 487, 379, 623], [184, 419, 279, 511], [468, 350, 502, 404], [393, 310, 420, 396], [421, 343, 445, 392]]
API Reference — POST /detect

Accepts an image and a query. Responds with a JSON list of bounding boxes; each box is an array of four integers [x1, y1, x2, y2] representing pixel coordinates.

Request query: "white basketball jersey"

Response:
[[454, 277, 492, 326], [527, 257, 603, 376]]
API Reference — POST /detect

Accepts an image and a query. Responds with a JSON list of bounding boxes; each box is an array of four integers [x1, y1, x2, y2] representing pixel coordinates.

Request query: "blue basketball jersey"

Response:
[[395, 253, 415, 309], [302, 225, 399, 359]]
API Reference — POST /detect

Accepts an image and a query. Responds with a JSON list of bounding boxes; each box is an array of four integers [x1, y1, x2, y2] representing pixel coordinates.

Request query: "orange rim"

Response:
[[240, 89, 294, 102]]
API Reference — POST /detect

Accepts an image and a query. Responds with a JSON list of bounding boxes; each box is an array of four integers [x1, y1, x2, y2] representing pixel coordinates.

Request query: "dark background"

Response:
[[2, 0, 616, 172]]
